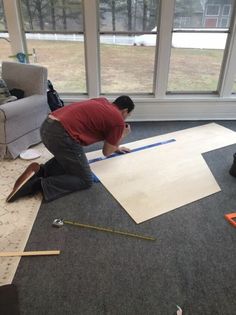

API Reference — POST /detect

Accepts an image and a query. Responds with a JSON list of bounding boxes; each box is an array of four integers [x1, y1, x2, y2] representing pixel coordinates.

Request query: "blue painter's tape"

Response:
[[92, 172, 100, 183], [89, 138, 176, 165]]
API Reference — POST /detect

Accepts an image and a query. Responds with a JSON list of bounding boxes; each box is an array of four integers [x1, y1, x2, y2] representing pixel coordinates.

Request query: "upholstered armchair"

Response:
[[0, 61, 48, 159]]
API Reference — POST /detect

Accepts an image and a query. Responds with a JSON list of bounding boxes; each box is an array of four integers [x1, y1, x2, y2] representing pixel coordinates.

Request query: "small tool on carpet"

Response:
[[52, 218, 156, 241], [224, 212, 236, 227]]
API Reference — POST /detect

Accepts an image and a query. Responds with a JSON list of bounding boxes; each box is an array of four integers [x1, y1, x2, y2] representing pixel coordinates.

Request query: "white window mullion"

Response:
[[83, 0, 100, 98], [154, 0, 175, 98], [3, 0, 27, 59], [218, 2, 236, 97]]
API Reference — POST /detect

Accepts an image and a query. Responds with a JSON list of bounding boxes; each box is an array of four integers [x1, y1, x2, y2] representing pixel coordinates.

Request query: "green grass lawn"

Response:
[[1, 38, 234, 93]]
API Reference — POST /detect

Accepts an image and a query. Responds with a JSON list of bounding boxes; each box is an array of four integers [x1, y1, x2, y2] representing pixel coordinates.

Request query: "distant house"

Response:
[[203, 0, 232, 27], [174, 0, 232, 28]]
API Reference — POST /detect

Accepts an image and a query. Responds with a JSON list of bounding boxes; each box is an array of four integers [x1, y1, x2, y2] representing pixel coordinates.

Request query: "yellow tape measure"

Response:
[[53, 218, 156, 241]]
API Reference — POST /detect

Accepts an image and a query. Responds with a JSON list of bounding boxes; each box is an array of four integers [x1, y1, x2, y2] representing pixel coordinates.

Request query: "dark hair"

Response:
[[113, 95, 135, 113]]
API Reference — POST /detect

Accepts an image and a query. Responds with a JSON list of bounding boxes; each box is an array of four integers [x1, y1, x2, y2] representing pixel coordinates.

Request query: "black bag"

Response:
[[10, 88, 25, 99], [47, 80, 64, 111]]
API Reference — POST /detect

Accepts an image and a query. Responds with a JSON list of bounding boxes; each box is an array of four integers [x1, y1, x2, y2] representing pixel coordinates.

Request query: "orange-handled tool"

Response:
[[225, 213, 236, 227]]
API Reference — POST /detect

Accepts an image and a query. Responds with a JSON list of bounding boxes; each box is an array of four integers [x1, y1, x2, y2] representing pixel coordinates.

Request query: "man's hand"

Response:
[[115, 124, 131, 154], [115, 146, 131, 154]]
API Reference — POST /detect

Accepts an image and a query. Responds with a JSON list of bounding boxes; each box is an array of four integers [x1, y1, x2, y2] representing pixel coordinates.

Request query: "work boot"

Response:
[[229, 153, 236, 177], [6, 162, 41, 202]]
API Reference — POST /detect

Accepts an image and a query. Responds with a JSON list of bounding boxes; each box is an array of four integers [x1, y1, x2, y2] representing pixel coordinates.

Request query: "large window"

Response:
[[99, 0, 160, 94], [168, 0, 233, 93], [3, 0, 236, 105], [20, 0, 86, 93], [0, 0, 11, 64]]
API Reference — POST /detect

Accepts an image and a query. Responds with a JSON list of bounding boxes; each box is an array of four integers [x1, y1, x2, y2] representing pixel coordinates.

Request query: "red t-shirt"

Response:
[[52, 98, 125, 146]]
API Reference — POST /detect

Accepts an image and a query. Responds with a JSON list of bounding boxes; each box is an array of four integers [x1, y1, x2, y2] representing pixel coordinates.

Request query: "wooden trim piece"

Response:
[[0, 251, 60, 257]]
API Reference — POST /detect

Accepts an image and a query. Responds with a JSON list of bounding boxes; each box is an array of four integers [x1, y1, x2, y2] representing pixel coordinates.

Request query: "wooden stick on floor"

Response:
[[0, 250, 60, 257]]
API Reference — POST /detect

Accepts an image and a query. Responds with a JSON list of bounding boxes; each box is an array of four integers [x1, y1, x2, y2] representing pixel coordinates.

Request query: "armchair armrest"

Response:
[[0, 95, 48, 121]]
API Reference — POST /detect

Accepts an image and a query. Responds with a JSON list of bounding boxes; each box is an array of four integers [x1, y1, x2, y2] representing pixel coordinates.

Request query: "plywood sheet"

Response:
[[88, 123, 236, 223]]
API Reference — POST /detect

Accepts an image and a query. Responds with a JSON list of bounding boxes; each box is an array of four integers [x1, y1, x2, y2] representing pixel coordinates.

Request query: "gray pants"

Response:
[[40, 117, 93, 202]]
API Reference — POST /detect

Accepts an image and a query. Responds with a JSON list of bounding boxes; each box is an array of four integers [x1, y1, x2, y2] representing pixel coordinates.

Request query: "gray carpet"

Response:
[[13, 121, 236, 315]]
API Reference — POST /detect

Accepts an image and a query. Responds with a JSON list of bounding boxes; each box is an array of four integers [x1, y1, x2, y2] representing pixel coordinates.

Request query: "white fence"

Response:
[[0, 32, 227, 49]]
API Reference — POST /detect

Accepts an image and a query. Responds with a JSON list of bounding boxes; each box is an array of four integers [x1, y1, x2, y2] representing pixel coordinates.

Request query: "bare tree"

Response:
[[127, 0, 132, 31], [142, 0, 148, 31], [24, 0, 34, 30], [50, 0, 56, 30], [35, 0, 45, 30], [20, 0, 49, 31], [61, 0, 67, 30], [111, 0, 116, 31], [134, 0, 138, 30]]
